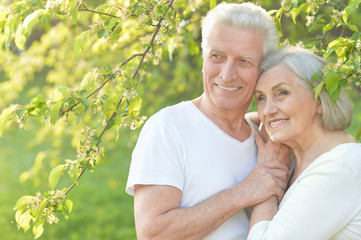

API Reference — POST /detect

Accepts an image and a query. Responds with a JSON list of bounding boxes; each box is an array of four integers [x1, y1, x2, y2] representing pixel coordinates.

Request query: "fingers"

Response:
[[263, 160, 290, 176], [258, 123, 268, 143], [243, 163, 289, 204], [255, 133, 264, 148]]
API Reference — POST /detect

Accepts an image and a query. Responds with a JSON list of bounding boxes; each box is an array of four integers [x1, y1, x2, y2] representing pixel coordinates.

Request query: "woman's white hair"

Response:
[[201, 2, 279, 57], [260, 47, 353, 131]]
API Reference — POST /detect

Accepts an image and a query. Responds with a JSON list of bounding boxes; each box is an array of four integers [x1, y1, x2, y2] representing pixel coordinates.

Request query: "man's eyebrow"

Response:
[[210, 48, 255, 59], [210, 48, 224, 53]]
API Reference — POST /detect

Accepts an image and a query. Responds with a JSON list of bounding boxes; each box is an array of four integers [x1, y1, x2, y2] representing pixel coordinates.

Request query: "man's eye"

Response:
[[241, 59, 249, 63], [212, 54, 220, 58]]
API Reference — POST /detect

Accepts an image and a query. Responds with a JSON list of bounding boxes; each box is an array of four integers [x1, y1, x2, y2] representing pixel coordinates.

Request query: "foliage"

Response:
[[0, 0, 360, 238]]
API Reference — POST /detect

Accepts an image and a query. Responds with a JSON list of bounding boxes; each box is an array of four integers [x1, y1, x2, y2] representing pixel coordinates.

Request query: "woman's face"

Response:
[[255, 64, 322, 145]]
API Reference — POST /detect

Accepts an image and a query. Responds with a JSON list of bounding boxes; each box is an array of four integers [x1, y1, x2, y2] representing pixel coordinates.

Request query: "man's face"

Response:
[[202, 24, 264, 115]]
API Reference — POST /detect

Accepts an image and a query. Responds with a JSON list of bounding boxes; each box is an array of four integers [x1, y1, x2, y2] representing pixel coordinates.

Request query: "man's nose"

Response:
[[220, 59, 236, 82]]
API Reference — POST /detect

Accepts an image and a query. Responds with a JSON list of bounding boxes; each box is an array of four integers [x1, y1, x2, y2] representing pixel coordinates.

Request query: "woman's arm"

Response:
[[248, 131, 291, 231], [248, 146, 361, 240]]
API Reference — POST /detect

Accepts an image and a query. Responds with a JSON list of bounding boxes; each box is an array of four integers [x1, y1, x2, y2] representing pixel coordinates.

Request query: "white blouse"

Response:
[[248, 143, 361, 240]]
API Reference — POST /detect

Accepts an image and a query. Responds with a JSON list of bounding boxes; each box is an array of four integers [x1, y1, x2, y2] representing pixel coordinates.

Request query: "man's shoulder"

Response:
[[148, 101, 193, 123]]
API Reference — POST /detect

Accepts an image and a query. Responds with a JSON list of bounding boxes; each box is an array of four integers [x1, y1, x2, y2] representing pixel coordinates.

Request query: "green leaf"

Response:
[[0, 105, 17, 137], [74, 30, 90, 58], [348, 24, 359, 32], [49, 164, 67, 189], [23, 9, 45, 35], [64, 199, 73, 213], [324, 71, 339, 94], [15, 210, 22, 225], [68, 160, 80, 183], [33, 221, 44, 239], [276, 17, 282, 36], [313, 82, 325, 101], [78, 98, 90, 112], [103, 95, 116, 118], [323, 23, 334, 33], [129, 96, 142, 118], [79, 71, 94, 91], [210, 0, 217, 10], [309, 72, 323, 84], [70, 4, 79, 25], [343, 0, 361, 23], [33, 199, 47, 218], [352, 32, 361, 41], [290, 3, 306, 24], [328, 38, 345, 49], [14, 195, 34, 211], [18, 210, 32, 233], [330, 86, 341, 103], [15, 24, 26, 50], [50, 101, 63, 125]]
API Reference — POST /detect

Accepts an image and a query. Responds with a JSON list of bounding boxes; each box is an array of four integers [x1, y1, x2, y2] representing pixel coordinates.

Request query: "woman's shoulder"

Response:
[[334, 143, 361, 184]]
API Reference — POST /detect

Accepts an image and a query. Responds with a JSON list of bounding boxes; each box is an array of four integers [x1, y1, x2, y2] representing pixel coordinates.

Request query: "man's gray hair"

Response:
[[260, 47, 353, 131], [201, 2, 279, 57]]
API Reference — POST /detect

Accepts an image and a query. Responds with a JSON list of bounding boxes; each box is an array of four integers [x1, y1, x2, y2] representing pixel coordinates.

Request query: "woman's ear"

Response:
[[316, 98, 322, 114]]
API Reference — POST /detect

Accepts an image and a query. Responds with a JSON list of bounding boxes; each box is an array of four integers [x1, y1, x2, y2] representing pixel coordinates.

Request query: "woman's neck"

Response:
[[288, 130, 356, 186]]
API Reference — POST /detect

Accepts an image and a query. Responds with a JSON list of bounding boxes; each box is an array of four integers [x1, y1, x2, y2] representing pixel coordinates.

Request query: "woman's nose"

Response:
[[263, 99, 278, 116]]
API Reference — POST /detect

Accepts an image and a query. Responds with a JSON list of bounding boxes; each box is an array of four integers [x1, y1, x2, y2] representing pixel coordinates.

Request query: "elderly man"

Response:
[[126, 3, 289, 239]]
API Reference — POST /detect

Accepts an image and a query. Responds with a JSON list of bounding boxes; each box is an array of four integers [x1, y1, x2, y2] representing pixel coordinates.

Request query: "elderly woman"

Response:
[[248, 47, 361, 240]]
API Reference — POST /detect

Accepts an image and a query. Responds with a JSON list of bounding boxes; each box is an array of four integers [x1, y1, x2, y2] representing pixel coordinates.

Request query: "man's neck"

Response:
[[192, 96, 251, 142]]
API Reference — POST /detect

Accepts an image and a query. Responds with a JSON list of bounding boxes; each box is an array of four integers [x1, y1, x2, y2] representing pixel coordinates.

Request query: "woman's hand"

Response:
[[256, 123, 292, 168]]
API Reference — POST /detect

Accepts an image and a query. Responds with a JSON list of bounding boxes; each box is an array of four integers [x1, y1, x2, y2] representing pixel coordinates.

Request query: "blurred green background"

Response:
[[1, 0, 360, 239]]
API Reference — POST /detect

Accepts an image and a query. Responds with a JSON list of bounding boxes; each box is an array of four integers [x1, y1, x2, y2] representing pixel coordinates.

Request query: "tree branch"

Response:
[[79, 3, 120, 19], [64, 0, 175, 196]]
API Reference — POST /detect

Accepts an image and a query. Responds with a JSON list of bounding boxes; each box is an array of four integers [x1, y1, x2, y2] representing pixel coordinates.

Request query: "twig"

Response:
[[79, 3, 120, 19], [132, 0, 175, 79], [64, 0, 175, 196]]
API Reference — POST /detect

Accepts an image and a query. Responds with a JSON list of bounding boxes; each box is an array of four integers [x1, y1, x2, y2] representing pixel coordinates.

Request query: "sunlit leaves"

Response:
[[33, 221, 44, 239], [210, 0, 217, 10], [49, 164, 67, 189], [129, 96, 142, 118], [324, 71, 340, 103], [0, 104, 18, 137], [74, 30, 91, 59], [1, 0, 359, 238], [13, 190, 73, 238], [23, 9, 45, 34], [278, 0, 361, 103]]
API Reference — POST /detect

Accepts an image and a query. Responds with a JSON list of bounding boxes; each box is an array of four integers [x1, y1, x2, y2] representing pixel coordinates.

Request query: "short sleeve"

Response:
[[125, 111, 185, 196]]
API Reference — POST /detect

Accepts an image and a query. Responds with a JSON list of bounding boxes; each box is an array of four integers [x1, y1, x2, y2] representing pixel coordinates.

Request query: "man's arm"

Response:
[[134, 161, 289, 240]]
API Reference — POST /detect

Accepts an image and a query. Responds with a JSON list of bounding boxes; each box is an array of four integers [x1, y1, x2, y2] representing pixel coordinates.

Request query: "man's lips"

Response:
[[216, 84, 241, 91]]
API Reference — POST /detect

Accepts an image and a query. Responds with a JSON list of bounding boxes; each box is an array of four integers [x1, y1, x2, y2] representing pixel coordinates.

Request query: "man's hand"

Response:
[[239, 123, 292, 204], [237, 159, 289, 205]]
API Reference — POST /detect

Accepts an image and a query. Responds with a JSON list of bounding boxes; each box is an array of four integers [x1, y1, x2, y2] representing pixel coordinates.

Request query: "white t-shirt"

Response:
[[126, 101, 258, 239], [248, 143, 361, 240]]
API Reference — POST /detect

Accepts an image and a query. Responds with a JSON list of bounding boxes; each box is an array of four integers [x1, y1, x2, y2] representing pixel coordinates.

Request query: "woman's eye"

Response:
[[256, 95, 265, 102]]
